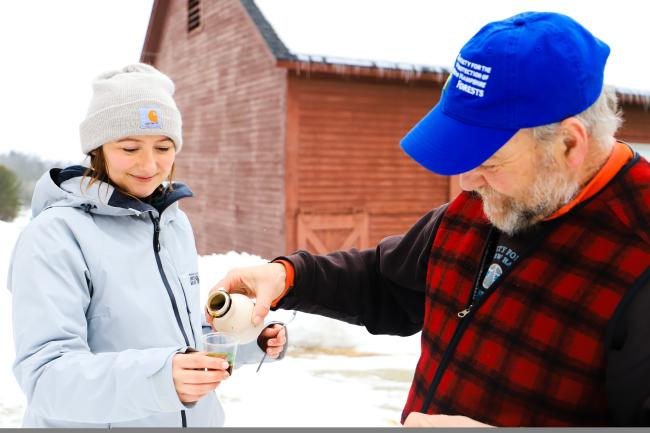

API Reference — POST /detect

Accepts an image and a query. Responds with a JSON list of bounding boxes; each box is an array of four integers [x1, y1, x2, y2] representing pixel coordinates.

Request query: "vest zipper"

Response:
[[457, 307, 472, 318], [455, 229, 496, 319], [150, 213, 190, 428], [419, 228, 497, 413]]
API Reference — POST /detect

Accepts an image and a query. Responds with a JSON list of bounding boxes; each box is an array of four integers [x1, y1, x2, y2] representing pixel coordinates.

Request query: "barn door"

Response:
[[296, 212, 369, 254]]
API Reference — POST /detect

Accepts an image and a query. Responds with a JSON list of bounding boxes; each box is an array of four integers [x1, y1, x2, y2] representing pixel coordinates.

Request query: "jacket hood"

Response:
[[31, 165, 193, 218]]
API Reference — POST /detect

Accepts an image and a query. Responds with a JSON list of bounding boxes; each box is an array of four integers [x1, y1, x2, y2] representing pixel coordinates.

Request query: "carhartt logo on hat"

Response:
[[140, 106, 162, 129], [400, 11, 610, 175]]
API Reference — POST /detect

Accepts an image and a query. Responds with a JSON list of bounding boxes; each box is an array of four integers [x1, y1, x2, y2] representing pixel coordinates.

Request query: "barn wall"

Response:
[[286, 74, 449, 252], [152, 0, 288, 258]]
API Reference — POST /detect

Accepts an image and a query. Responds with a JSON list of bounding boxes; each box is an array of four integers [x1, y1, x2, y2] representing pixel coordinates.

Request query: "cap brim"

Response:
[[400, 104, 518, 176]]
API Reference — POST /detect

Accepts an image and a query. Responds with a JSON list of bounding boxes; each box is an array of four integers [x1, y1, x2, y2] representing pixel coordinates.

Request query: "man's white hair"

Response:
[[532, 86, 623, 150]]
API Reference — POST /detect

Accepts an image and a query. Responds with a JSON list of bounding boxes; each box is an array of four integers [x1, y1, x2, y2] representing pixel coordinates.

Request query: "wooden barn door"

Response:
[[296, 212, 369, 254]]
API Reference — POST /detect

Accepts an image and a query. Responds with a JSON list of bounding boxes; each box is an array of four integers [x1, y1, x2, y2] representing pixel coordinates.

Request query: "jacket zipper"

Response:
[[150, 213, 190, 428], [419, 229, 497, 413], [179, 277, 197, 346]]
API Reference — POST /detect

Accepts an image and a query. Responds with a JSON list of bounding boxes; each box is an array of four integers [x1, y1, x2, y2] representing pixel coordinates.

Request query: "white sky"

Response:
[[0, 1, 154, 163], [255, 0, 650, 89], [1, 0, 649, 163]]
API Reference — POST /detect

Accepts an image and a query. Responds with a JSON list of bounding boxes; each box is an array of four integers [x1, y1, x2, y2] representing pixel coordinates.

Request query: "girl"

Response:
[[8, 64, 285, 427]]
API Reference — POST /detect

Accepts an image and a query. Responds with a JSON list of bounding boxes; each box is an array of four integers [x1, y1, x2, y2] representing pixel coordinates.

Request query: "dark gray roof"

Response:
[[240, 0, 296, 61], [293, 54, 451, 75]]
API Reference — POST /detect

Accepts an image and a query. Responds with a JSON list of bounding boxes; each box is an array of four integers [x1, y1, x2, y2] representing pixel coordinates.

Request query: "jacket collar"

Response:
[[51, 165, 193, 215]]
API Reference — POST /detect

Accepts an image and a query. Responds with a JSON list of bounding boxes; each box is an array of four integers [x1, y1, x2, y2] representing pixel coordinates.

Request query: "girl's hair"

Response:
[[82, 146, 176, 199]]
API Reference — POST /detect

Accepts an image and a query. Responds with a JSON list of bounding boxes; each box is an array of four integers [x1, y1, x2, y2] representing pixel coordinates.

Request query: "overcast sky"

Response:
[[256, 0, 650, 89], [0, 1, 153, 163], [1, 0, 649, 163]]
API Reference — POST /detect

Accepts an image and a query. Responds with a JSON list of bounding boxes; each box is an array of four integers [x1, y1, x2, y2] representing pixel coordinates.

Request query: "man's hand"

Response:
[[403, 412, 493, 427], [172, 352, 231, 403], [206, 263, 287, 327]]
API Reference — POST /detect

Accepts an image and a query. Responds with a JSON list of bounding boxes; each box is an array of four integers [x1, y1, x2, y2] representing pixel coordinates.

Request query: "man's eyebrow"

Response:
[[482, 152, 507, 165]]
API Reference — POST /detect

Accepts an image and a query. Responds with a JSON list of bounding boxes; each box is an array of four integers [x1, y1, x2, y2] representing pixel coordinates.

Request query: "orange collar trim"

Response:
[[545, 141, 633, 221]]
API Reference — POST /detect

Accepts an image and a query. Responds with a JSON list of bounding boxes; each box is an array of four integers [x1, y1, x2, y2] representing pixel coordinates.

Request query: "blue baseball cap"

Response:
[[400, 12, 610, 175]]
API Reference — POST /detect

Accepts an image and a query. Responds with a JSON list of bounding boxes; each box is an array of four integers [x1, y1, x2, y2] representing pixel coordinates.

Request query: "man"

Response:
[[209, 12, 650, 426]]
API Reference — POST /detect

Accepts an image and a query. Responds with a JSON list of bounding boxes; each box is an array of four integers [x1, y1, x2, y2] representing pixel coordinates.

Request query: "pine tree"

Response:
[[0, 164, 22, 222]]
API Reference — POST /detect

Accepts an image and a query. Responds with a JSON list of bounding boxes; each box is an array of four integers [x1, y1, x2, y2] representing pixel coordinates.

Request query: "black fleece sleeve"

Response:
[[274, 205, 447, 336], [606, 267, 650, 425]]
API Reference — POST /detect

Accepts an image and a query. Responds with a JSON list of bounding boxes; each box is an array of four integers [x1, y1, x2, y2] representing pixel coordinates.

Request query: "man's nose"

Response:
[[459, 168, 486, 191]]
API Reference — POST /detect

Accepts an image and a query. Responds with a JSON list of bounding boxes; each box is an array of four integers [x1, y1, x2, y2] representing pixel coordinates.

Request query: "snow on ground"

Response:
[[1, 212, 420, 427]]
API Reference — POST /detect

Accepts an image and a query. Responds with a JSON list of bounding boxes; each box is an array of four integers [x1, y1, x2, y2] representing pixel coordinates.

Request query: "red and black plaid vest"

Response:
[[402, 157, 650, 426]]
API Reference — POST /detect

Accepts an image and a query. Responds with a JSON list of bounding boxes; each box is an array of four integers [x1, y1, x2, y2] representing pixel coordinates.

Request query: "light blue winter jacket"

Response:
[[8, 167, 267, 427]]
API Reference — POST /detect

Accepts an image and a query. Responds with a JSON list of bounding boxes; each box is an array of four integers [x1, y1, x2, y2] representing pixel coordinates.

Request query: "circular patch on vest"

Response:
[[482, 263, 503, 289]]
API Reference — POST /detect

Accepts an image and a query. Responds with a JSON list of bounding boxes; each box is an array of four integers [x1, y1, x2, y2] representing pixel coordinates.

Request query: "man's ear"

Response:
[[558, 117, 589, 169]]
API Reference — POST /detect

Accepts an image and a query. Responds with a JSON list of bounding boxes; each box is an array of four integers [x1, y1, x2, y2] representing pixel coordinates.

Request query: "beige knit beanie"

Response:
[[79, 63, 182, 154]]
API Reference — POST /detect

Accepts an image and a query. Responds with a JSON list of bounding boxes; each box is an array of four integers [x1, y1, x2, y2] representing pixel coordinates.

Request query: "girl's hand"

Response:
[[171, 352, 231, 403]]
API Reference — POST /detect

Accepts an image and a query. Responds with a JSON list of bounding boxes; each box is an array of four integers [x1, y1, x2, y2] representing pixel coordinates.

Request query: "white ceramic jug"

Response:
[[206, 288, 265, 343]]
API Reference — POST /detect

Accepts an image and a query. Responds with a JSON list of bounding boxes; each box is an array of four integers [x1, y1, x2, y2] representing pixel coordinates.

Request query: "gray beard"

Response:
[[478, 167, 581, 236]]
